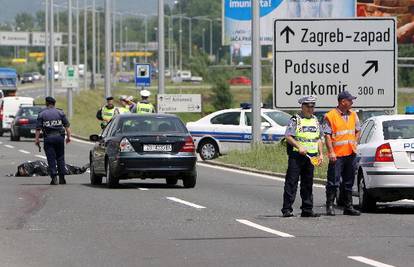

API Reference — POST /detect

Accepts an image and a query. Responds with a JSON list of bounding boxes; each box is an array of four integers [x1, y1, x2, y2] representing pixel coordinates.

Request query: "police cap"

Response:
[[45, 96, 56, 105], [106, 96, 114, 101], [298, 96, 317, 105], [140, 90, 151, 97]]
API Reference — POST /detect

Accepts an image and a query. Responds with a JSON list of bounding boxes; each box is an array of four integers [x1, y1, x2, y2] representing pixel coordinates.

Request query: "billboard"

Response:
[[357, 0, 414, 44], [223, 0, 356, 45]]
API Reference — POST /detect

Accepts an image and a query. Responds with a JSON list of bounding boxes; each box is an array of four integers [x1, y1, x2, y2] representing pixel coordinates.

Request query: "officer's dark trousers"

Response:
[[44, 135, 65, 178], [326, 154, 356, 193], [282, 154, 314, 213]]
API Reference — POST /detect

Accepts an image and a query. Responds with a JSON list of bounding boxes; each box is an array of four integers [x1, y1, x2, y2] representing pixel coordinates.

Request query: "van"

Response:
[[0, 96, 34, 136]]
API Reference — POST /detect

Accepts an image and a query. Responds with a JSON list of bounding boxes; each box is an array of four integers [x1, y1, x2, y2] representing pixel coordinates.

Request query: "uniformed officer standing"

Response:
[[282, 96, 324, 218], [131, 90, 155, 114], [35, 97, 71, 185], [324, 91, 361, 216], [114, 95, 132, 115], [96, 96, 116, 128]]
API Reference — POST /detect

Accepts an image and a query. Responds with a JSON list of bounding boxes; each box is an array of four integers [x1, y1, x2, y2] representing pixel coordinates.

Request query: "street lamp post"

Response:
[[202, 28, 205, 52], [45, 0, 50, 96], [83, 0, 88, 90], [49, 0, 55, 97], [251, 0, 261, 144], [91, 0, 96, 89], [158, 0, 165, 95], [67, 0, 73, 118], [97, 9, 101, 75], [104, 0, 111, 98], [76, 0, 80, 92], [194, 16, 213, 57]]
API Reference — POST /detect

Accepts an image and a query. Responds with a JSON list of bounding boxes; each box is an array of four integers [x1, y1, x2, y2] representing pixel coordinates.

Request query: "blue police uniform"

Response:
[[36, 103, 70, 184]]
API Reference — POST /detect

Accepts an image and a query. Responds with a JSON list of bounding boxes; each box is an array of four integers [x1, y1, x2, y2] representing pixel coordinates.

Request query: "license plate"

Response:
[[30, 129, 36, 134], [143, 144, 172, 152]]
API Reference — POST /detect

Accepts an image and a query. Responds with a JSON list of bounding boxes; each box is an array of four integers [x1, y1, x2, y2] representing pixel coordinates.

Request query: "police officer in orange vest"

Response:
[[324, 91, 361, 216]]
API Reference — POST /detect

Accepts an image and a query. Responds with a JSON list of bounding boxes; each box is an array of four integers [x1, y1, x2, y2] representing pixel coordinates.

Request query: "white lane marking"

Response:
[[139, 188, 149, 191], [166, 197, 206, 209], [35, 155, 47, 159], [348, 256, 395, 267], [4, 145, 14, 149], [236, 219, 295, 238], [19, 150, 30, 154], [72, 137, 93, 145], [198, 163, 325, 188]]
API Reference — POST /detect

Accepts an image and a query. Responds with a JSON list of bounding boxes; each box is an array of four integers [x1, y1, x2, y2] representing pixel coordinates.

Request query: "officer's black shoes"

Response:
[[301, 211, 320, 218], [343, 192, 360, 216], [50, 176, 58, 185], [59, 176, 66, 185], [326, 206, 336, 216], [282, 211, 295, 218]]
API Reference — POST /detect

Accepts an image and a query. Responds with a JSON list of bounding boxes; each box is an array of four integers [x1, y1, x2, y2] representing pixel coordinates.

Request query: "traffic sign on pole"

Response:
[[157, 94, 201, 113], [135, 63, 151, 87], [62, 65, 79, 88], [0, 32, 30, 46], [273, 18, 396, 109]]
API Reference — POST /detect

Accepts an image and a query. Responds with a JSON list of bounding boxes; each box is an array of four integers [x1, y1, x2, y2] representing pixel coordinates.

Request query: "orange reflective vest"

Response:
[[325, 109, 357, 157]]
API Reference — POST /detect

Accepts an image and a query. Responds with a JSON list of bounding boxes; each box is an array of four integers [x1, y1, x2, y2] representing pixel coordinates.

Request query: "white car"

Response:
[[354, 115, 414, 212], [186, 106, 291, 160]]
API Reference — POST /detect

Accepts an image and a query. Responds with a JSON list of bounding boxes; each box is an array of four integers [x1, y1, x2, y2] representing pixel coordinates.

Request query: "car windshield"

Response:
[[19, 107, 43, 117], [383, 120, 414, 140], [118, 116, 188, 134], [264, 111, 291, 127], [23, 74, 32, 77]]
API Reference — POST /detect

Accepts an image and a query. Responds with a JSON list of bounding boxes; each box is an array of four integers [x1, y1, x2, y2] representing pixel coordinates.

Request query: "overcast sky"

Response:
[[0, 0, 175, 23]]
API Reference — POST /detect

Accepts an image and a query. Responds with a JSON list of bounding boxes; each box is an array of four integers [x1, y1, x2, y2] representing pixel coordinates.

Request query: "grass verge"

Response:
[[217, 143, 329, 180]]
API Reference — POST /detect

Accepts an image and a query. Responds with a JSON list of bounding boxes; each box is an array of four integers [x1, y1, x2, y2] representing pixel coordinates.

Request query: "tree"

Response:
[[211, 76, 233, 110], [15, 13, 35, 31]]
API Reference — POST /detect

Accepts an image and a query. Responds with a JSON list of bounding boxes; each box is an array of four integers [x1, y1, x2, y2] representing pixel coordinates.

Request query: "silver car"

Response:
[[355, 115, 414, 212]]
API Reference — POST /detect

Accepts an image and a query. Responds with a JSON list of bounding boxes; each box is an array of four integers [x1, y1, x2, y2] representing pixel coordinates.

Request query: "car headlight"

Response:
[[119, 137, 135, 152]]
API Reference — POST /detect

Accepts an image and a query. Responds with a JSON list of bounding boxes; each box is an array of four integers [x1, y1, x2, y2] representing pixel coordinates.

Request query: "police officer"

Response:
[[114, 95, 132, 115], [96, 97, 116, 128], [35, 97, 71, 185], [131, 90, 155, 114], [324, 91, 361, 216], [281, 96, 324, 217]]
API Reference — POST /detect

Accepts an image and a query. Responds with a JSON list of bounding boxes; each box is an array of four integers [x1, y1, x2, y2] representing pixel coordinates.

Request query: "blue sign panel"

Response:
[[135, 63, 151, 87]]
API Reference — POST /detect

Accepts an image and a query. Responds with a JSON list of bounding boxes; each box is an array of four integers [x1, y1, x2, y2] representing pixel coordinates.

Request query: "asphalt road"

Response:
[[0, 133, 413, 267]]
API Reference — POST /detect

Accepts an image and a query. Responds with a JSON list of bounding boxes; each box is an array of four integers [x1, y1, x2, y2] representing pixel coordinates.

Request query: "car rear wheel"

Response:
[[0, 130, 3, 137], [90, 161, 103, 185], [199, 140, 218, 160], [182, 172, 197, 188], [106, 161, 119, 188], [166, 178, 178, 186], [358, 176, 376, 212]]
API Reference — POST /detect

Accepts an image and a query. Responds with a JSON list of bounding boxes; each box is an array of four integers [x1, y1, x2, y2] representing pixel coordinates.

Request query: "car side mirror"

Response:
[[89, 134, 102, 142], [261, 122, 271, 128], [9, 115, 15, 119]]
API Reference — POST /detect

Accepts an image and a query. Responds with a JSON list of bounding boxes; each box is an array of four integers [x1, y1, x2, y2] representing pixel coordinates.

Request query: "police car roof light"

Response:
[[240, 103, 252, 109]]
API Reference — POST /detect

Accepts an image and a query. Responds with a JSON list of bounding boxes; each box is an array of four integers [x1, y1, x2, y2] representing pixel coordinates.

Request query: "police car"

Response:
[[355, 115, 414, 212], [186, 104, 291, 160]]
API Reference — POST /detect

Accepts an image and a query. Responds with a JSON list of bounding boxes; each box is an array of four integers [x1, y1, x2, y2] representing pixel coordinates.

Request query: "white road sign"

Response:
[[274, 18, 396, 109], [61, 65, 79, 88], [32, 32, 63, 46], [157, 94, 202, 113], [0, 32, 30, 46]]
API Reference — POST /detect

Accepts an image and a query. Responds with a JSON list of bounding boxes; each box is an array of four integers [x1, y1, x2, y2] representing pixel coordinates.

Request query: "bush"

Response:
[[211, 77, 233, 110]]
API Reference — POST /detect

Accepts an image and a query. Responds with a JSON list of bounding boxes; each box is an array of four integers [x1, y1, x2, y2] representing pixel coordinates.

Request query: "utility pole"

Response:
[[83, 0, 88, 90], [144, 15, 148, 62], [57, 5, 60, 63], [45, 0, 50, 96], [49, 0, 55, 97], [158, 0, 165, 94], [168, 16, 172, 78], [189, 18, 192, 58], [179, 15, 182, 75], [67, 0, 73, 118], [209, 19, 213, 58], [76, 0, 80, 92], [112, 2, 116, 78], [91, 0, 96, 89], [104, 0, 111, 98], [251, 0, 261, 145], [97, 10, 101, 75], [119, 14, 123, 73]]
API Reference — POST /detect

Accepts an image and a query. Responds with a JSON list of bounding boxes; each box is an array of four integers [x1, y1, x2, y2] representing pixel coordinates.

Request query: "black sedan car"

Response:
[[10, 105, 44, 141], [89, 114, 197, 188]]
